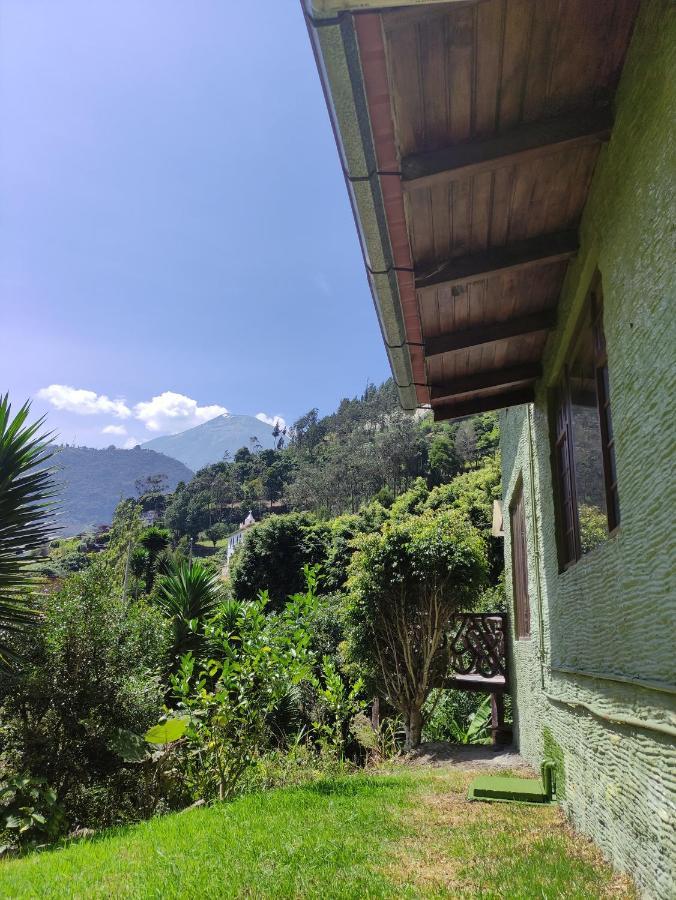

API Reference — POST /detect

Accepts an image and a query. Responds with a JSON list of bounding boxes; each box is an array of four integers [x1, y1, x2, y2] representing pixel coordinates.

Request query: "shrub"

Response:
[[311, 657, 364, 760], [422, 690, 492, 745], [0, 775, 66, 854], [0, 562, 168, 830], [171, 569, 318, 802]]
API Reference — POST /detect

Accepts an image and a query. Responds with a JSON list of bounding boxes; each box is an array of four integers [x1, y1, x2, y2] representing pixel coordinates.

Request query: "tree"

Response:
[[135, 474, 169, 498], [290, 408, 325, 453], [204, 522, 227, 547], [346, 510, 487, 749], [474, 413, 500, 459], [425, 454, 503, 583], [455, 420, 478, 467], [271, 420, 287, 450], [106, 499, 145, 588], [228, 513, 328, 608], [427, 431, 461, 486], [164, 490, 190, 538], [0, 395, 57, 667]]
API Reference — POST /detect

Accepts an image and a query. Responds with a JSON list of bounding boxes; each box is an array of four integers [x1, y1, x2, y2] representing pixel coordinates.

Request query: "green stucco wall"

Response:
[[500, 2, 676, 897]]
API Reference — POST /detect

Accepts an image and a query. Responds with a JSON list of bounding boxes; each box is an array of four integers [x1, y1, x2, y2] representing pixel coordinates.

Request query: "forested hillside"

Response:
[[0, 382, 504, 854], [52, 445, 193, 536], [164, 379, 499, 537]]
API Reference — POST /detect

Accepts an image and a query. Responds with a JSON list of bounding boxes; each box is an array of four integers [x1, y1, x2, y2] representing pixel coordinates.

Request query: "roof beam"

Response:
[[424, 310, 556, 359], [402, 107, 613, 191], [433, 386, 535, 421], [430, 362, 542, 402], [416, 231, 578, 291]]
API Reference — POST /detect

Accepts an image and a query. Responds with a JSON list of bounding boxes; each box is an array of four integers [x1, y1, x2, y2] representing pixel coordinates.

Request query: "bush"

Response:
[[422, 690, 491, 745], [0, 775, 66, 854], [242, 744, 350, 794], [171, 569, 318, 802], [0, 562, 169, 831], [153, 560, 221, 675]]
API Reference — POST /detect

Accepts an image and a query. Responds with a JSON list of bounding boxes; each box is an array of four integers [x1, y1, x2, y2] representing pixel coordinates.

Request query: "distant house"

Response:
[[226, 511, 256, 562], [306, 1, 675, 896]]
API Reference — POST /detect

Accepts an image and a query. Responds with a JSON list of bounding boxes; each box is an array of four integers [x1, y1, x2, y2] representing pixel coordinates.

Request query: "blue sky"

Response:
[[0, 0, 390, 448]]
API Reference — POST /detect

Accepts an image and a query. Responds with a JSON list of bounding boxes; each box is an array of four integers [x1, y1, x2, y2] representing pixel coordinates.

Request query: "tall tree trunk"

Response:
[[405, 706, 423, 750], [371, 696, 380, 730]]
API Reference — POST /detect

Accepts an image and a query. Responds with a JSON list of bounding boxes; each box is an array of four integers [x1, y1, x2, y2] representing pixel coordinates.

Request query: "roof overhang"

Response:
[[310, 0, 469, 16], [304, 0, 639, 419]]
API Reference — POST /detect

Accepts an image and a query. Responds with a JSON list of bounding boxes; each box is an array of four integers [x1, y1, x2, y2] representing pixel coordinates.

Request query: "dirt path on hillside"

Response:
[[400, 742, 532, 771]]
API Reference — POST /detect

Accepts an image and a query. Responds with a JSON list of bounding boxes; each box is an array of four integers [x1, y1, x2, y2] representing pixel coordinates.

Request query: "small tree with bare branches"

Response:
[[346, 510, 487, 749]]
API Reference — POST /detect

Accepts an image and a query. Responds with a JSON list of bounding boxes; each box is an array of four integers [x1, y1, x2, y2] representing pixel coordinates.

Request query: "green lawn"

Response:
[[0, 769, 633, 899], [196, 537, 229, 549]]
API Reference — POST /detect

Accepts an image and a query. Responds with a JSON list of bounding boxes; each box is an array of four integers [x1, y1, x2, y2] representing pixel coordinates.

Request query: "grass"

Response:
[[196, 538, 229, 549], [0, 769, 633, 899]]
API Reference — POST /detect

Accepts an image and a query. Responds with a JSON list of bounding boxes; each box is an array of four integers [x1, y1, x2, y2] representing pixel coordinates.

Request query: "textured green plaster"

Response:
[[543, 727, 566, 800], [500, 3, 676, 897]]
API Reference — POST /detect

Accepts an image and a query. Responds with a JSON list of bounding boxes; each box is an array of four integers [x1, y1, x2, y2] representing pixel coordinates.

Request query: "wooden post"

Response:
[[490, 693, 511, 746]]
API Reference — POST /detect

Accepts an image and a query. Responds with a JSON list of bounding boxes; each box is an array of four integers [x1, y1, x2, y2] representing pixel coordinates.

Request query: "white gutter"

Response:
[[311, 0, 468, 15], [303, 0, 418, 410]]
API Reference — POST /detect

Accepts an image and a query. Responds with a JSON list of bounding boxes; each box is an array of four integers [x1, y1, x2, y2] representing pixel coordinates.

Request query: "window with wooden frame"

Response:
[[509, 481, 531, 640], [552, 274, 620, 569]]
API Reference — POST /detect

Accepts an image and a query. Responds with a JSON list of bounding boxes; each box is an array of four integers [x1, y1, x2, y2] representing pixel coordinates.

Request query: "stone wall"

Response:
[[500, 2, 676, 896]]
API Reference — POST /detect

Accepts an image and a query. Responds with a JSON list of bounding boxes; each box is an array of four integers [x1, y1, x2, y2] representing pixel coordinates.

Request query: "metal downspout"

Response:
[[526, 404, 547, 691]]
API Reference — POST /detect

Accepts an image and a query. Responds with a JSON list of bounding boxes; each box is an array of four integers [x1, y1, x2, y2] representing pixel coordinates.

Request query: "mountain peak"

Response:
[[141, 413, 278, 471]]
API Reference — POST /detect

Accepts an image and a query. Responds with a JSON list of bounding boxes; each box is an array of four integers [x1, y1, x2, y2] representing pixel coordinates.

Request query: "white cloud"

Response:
[[123, 437, 142, 449], [37, 384, 131, 418], [102, 424, 127, 436], [134, 391, 228, 434], [256, 412, 286, 430]]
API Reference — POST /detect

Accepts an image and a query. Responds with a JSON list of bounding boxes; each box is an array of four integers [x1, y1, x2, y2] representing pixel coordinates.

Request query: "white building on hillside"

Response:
[[226, 511, 256, 561]]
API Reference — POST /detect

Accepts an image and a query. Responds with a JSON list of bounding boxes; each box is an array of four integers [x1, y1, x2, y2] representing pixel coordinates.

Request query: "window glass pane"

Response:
[[568, 309, 608, 555]]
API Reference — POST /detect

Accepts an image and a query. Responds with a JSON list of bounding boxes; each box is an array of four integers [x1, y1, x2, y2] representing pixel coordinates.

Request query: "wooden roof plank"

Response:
[[425, 308, 556, 358], [402, 106, 613, 190], [433, 385, 535, 421], [430, 362, 542, 401], [416, 229, 578, 290]]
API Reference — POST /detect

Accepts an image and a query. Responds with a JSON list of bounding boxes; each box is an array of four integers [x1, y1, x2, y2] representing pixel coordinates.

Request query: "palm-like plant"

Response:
[[0, 394, 58, 667], [139, 526, 170, 592], [155, 560, 221, 673]]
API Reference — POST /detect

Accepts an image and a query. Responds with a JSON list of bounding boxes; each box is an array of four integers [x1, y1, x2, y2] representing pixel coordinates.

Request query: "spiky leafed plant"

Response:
[[155, 560, 221, 673], [0, 394, 58, 667], [139, 525, 170, 592]]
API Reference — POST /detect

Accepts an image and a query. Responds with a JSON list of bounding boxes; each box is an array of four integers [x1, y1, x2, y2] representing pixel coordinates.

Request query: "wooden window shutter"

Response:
[[510, 483, 531, 640]]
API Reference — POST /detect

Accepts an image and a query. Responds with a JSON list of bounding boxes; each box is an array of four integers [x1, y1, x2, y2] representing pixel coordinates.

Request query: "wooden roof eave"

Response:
[[306, 0, 639, 420], [303, 0, 424, 410], [309, 0, 465, 17]]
